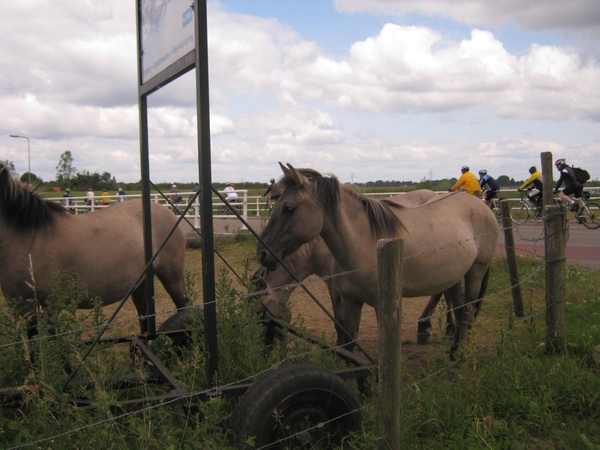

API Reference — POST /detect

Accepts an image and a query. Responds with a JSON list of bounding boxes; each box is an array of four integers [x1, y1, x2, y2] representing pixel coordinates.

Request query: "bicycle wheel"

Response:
[[490, 201, 502, 220], [579, 202, 600, 229], [509, 200, 530, 225]]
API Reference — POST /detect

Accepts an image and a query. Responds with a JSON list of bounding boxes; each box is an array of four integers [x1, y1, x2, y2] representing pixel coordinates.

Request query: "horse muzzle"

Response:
[[256, 248, 279, 271]]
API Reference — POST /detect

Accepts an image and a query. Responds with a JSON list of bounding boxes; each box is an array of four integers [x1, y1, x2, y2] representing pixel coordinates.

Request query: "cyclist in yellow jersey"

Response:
[[450, 166, 481, 196], [518, 166, 543, 208]]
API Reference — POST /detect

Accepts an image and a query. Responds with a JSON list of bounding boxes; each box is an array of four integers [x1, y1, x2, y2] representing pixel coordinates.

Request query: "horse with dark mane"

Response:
[[252, 190, 457, 347], [0, 162, 188, 335], [257, 163, 498, 357]]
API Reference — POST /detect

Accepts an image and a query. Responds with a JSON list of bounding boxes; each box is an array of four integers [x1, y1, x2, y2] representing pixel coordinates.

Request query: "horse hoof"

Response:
[[417, 332, 430, 345]]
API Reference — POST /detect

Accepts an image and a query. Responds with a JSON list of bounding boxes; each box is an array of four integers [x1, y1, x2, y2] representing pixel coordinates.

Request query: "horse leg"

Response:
[[131, 283, 155, 334], [444, 283, 463, 339], [450, 267, 487, 359], [417, 293, 443, 344], [473, 268, 490, 318], [155, 268, 190, 311], [331, 290, 363, 353]]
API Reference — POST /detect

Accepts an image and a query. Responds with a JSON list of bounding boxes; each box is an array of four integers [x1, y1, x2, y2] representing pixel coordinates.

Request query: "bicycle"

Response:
[[508, 192, 543, 225], [564, 191, 600, 230], [487, 197, 502, 220]]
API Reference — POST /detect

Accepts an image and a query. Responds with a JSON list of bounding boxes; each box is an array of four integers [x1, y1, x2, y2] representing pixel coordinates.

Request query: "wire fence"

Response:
[[0, 206, 586, 450]]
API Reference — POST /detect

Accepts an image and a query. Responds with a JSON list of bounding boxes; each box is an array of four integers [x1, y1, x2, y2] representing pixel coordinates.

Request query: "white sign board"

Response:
[[140, 0, 195, 83]]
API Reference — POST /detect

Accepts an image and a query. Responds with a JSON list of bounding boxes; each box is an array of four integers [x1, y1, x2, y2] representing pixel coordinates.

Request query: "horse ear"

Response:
[[284, 163, 310, 188]]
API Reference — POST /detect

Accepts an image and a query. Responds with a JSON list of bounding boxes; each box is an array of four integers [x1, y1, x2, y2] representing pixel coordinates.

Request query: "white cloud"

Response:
[[333, 0, 600, 32], [2, 1, 600, 184]]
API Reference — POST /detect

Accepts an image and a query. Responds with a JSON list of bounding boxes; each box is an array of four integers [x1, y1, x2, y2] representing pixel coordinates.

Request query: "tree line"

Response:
[[6, 152, 589, 192]]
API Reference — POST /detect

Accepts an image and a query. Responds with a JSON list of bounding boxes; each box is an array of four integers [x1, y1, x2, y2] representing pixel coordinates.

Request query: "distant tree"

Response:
[[416, 177, 434, 190], [56, 151, 77, 188], [20, 172, 41, 184], [72, 170, 116, 191]]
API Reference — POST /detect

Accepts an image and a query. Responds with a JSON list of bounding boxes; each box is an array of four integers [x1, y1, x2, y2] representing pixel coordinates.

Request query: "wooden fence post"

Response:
[[377, 238, 403, 450], [500, 200, 523, 317], [544, 204, 566, 354]]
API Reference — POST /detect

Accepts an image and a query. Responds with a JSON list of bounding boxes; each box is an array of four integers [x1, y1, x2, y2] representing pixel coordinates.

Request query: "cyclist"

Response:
[[450, 166, 481, 196], [263, 178, 281, 207], [518, 166, 543, 213], [553, 158, 584, 212], [478, 170, 500, 208], [224, 182, 238, 203]]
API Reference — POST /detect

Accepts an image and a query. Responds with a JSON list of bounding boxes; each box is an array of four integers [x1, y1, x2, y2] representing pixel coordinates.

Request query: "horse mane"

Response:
[[0, 163, 68, 233], [281, 168, 403, 238]]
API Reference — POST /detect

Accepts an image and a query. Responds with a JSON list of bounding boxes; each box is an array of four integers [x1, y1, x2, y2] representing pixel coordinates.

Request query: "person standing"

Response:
[[101, 188, 110, 207], [450, 166, 481, 196], [117, 187, 127, 202], [86, 188, 95, 212], [63, 188, 75, 213]]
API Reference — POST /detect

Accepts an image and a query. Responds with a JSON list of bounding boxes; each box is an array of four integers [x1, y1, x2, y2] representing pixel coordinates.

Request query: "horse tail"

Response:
[[474, 268, 490, 317]]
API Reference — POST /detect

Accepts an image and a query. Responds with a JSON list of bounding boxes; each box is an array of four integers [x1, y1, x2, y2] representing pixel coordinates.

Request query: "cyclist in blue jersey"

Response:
[[478, 170, 500, 208]]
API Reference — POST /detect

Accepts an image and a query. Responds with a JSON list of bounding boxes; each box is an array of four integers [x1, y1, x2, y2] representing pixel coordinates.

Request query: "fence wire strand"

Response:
[[0, 217, 582, 450]]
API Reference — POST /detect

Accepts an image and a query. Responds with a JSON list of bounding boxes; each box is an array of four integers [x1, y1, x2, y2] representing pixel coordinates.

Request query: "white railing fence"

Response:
[[49, 187, 599, 229]]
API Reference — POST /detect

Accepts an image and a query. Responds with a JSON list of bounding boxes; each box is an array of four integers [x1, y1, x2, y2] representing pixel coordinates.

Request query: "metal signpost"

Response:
[[136, 0, 218, 385]]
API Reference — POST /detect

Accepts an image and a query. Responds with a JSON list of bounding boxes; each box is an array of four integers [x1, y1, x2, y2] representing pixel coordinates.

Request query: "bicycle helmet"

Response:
[[461, 166, 469, 173], [529, 166, 537, 174], [478, 169, 487, 176], [554, 158, 566, 167]]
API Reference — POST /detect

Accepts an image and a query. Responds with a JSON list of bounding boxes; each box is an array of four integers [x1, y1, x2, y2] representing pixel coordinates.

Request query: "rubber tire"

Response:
[[157, 308, 204, 347], [510, 201, 530, 225], [231, 364, 362, 449], [581, 202, 600, 229]]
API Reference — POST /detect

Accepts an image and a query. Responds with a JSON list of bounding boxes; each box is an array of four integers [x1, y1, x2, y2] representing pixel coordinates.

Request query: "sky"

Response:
[[2, 0, 600, 185]]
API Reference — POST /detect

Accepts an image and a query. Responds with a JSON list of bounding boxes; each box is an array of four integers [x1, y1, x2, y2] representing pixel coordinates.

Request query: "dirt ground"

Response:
[[0, 240, 466, 379], [98, 243, 455, 378]]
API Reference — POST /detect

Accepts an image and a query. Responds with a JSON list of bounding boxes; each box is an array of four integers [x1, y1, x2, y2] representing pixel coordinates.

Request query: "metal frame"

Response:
[[135, 0, 218, 385]]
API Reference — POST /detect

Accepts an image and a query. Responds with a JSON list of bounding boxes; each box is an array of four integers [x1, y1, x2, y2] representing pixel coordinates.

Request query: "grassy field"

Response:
[[0, 237, 599, 449]]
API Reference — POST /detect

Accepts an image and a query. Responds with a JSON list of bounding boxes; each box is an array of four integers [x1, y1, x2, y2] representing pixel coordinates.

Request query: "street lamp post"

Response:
[[9, 134, 31, 187]]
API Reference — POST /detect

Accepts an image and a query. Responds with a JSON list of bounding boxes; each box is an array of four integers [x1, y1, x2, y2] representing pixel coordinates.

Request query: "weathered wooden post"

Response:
[[500, 200, 523, 316], [377, 238, 403, 450], [541, 152, 554, 208], [544, 203, 566, 354]]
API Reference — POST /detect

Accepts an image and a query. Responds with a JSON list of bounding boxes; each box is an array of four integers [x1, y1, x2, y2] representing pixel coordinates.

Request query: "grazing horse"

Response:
[[257, 163, 498, 356], [0, 162, 188, 335], [252, 190, 457, 346]]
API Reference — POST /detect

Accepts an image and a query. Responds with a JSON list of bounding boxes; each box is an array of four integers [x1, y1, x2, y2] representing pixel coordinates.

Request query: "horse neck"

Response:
[[319, 190, 376, 270]]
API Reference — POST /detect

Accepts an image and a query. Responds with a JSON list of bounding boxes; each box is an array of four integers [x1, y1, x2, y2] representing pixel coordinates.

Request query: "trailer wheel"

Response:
[[231, 364, 361, 449], [157, 308, 204, 347]]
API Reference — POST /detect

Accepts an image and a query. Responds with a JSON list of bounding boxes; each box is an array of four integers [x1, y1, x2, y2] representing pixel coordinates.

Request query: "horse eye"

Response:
[[284, 205, 296, 214]]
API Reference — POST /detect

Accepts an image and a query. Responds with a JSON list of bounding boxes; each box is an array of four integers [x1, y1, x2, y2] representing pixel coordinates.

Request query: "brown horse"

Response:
[[0, 162, 188, 335], [257, 163, 498, 356], [253, 190, 456, 347]]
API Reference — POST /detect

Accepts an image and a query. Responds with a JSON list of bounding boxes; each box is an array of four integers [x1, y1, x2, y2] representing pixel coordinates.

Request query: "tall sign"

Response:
[[140, 0, 195, 84]]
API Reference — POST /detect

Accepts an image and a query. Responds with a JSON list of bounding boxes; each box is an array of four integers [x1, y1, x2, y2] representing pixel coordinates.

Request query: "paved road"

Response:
[[189, 216, 600, 269], [497, 221, 600, 270]]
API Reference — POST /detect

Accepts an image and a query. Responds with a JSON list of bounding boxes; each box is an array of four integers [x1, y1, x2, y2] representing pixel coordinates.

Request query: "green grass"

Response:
[[0, 249, 598, 449]]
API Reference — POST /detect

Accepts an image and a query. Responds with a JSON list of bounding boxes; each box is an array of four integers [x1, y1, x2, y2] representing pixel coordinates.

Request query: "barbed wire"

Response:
[[0, 216, 583, 449], [0, 219, 569, 352]]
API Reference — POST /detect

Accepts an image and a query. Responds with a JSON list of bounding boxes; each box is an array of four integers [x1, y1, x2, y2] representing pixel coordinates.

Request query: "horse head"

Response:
[[257, 163, 332, 270]]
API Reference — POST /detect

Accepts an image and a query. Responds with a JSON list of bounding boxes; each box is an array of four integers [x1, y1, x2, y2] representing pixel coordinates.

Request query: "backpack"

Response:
[[572, 167, 590, 184]]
